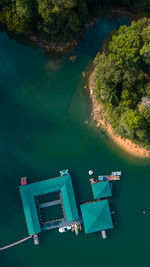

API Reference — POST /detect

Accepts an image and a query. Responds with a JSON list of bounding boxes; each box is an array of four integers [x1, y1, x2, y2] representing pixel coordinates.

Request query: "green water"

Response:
[[0, 17, 150, 267]]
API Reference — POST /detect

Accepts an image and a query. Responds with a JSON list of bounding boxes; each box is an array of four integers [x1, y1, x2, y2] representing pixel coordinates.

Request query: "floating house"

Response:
[[91, 180, 112, 200], [0, 170, 120, 250], [80, 200, 113, 234], [19, 170, 80, 237], [18, 170, 120, 245], [79, 172, 121, 238]]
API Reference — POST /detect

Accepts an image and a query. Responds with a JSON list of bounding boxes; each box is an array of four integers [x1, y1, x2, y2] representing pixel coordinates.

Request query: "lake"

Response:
[[0, 16, 150, 267]]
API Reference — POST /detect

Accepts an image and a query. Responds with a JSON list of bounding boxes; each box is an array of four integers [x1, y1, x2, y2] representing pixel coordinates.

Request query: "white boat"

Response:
[[58, 225, 71, 233]]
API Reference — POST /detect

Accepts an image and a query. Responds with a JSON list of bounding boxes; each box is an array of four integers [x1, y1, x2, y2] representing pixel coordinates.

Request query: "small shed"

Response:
[[91, 181, 112, 199]]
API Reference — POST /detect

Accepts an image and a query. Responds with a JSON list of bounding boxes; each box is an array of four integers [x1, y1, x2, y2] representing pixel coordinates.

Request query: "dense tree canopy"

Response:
[[0, 0, 150, 41], [94, 18, 150, 148]]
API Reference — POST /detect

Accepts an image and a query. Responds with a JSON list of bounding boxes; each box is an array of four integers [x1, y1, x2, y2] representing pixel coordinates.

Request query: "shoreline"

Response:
[[0, 7, 137, 58], [86, 69, 150, 158], [30, 7, 136, 57]]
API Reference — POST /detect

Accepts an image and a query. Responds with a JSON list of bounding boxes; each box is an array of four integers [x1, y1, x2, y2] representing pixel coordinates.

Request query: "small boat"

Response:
[[74, 224, 79, 236], [58, 225, 71, 233]]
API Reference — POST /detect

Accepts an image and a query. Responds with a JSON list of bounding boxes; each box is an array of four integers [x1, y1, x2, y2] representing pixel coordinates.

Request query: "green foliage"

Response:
[[138, 97, 150, 121], [0, 3, 29, 34], [36, 0, 88, 40], [16, 0, 34, 20], [0, 0, 150, 42], [94, 18, 150, 147], [140, 44, 150, 64], [109, 28, 142, 68], [0, 0, 89, 40], [121, 109, 144, 131]]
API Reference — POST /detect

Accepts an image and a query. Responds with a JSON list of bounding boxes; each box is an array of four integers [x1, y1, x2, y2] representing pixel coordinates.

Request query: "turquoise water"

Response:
[[0, 17, 150, 267]]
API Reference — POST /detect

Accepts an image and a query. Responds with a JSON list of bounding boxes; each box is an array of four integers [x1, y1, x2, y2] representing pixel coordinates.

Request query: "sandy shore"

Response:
[[87, 70, 150, 158]]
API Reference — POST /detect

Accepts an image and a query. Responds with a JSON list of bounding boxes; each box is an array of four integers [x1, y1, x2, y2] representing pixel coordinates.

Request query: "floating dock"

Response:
[[97, 171, 121, 182]]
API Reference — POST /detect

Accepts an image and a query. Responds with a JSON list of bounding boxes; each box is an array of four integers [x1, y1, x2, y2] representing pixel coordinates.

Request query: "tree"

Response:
[[16, 0, 34, 20], [0, 3, 29, 34], [139, 97, 150, 121], [120, 109, 144, 137], [108, 28, 142, 68], [96, 82, 118, 104], [140, 44, 150, 64]]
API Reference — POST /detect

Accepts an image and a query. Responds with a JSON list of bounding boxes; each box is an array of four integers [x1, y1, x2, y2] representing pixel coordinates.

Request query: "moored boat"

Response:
[[74, 223, 79, 236], [58, 225, 71, 233]]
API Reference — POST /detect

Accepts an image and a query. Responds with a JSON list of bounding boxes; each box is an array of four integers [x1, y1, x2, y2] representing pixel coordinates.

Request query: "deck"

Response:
[[41, 218, 83, 231]]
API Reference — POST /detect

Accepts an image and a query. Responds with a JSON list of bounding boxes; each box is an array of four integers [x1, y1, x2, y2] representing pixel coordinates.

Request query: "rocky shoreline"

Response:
[[86, 69, 150, 158], [29, 33, 79, 57]]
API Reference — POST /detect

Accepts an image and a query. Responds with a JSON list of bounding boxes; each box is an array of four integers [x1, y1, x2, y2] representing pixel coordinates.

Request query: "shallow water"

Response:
[[0, 17, 150, 267]]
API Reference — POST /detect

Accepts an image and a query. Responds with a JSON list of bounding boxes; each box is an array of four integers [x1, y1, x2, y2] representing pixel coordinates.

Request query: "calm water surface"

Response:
[[0, 17, 150, 267]]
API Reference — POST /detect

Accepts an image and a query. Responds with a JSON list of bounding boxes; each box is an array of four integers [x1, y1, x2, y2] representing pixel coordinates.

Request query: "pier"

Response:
[[39, 200, 61, 208], [42, 218, 83, 231], [0, 236, 32, 251], [89, 171, 121, 184]]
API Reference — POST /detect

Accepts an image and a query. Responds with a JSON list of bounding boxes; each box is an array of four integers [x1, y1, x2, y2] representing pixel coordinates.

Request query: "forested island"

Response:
[[89, 17, 150, 156], [0, 0, 150, 156], [0, 1, 150, 54]]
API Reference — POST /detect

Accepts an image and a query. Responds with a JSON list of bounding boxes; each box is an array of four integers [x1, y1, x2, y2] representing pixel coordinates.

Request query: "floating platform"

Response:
[[98, 175, 120, 181], [19, 170, 80, 236], [89, 171, 121, 184], [17, 169, 120, 244]]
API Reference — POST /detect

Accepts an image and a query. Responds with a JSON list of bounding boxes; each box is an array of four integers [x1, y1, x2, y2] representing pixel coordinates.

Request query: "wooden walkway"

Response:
[[0, 235, 32, 251], [39, 200, 61, 208], [42, 218, 83, 231]]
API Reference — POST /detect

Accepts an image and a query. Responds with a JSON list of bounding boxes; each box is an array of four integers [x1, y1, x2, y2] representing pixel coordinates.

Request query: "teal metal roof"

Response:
[[91, 181, 112, 199], [80, 200, 113, 234], [19, 171, 79, 235]]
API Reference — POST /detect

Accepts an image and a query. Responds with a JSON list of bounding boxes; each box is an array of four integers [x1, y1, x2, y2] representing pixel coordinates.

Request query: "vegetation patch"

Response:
[[94, 18, 150, 149], [0, 1, 150, 54]]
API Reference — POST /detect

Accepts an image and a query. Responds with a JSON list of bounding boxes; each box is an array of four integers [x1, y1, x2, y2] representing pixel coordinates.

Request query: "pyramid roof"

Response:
[[80, 200, 113, 234], [91, 181, 112, 199]]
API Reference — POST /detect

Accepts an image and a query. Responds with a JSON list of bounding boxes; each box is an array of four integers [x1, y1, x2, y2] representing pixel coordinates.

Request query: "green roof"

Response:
[[91, 181, 112, 199], [80, 200, 113, 234], [19, 171, 79, 235]]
